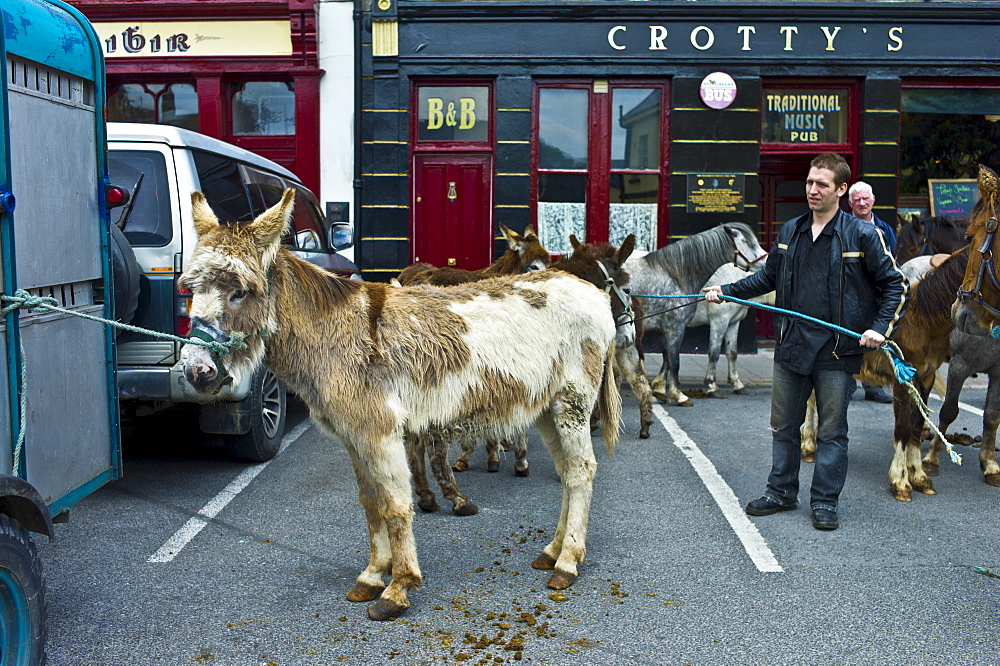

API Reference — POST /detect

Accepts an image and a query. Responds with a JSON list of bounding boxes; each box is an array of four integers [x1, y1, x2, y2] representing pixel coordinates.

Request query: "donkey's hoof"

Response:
[[923, 462, 940, 476], [892, 489, 913, 502], [914, 480, 937, 495], [652, 390, 669, 403], [367, 598, 408, 621], [985, 473, 1000, 487], [801, 453, 815, 463], [546, 570, 578, 590], [733, 387, 748, 395], [452, 461, 468, 473], [639, 425, 651, 439], [417, 497, 441, 513], [453, 501, 479, 516], [515, 466, 530, 477], [487, 460, 500, 473], [346, 582, 384, 603], [676, 399, 694, 407], [531, 552, 557, 570]]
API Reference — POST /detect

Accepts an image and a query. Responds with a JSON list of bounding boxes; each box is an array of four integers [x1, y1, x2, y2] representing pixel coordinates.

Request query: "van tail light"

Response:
[[175, 285, 192, 336], [105, 183, 130, 208]]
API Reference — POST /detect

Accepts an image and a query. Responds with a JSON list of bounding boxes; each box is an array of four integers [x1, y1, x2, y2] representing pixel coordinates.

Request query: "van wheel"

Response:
[[224, 367, 287, 462], [109, 223, 140, 332], [0, 514, 48, 666]]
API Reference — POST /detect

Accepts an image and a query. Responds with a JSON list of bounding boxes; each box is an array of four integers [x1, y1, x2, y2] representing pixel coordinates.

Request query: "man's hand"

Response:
[[860, 329, 885, 348], [702, 285, 724, 303]]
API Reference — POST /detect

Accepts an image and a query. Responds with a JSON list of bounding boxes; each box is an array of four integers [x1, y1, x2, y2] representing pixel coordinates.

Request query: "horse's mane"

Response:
[[280, 249, 363, 310], [907, 247, 969, 324], [642, 223, 754, 284]]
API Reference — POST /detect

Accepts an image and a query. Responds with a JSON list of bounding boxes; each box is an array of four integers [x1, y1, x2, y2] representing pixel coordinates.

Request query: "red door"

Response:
[[412, 154, 493, 269]]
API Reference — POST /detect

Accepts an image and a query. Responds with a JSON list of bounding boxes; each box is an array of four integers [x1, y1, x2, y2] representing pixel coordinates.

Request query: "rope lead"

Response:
[[633, 291, 963, 465]]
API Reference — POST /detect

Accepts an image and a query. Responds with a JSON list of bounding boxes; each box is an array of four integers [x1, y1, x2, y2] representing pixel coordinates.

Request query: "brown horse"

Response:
[[953, 164, 1000, 339], [414, 235, 641, 515], [858, 248, 968, 500], [397, 223, 550, 286], [895, 213, 968, 265], [178, 190, 621, 621]]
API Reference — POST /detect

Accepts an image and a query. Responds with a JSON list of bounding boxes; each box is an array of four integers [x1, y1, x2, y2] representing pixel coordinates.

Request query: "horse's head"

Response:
[[724, 223, 768, 271], [499, 222, 551, 273], [896, 214, 968, 264], [179, 188, 294, 394], [953, 165, 1000, 337], [556, 234, 637, 348]]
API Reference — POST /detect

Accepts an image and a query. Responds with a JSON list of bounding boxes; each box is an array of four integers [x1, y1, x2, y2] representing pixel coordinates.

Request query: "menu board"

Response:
[[928, 179, 978, 218]]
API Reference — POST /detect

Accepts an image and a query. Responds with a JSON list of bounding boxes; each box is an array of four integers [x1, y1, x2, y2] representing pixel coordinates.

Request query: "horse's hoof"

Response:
[[487, 460, 500, 473], [547, 570, 577, 590], [923, 462, 940, 476], [916, 486, 937, 495], [367, 598, 408, 621], [453, 501, 479, 516], [984, 474, 1000, 487], [531, 552, 557, 570], [452, 461, 468, 473], [733, 388, 748, 395], [652, 390, 669, 403], [676, 399, 694, 407], [639, 426, 650, 439], [515, 466, 530, 477], [892, 490, 913, 502], [346, 582, 384, 603], [801, 453, 815, 463], [417, 497, 440, 513]]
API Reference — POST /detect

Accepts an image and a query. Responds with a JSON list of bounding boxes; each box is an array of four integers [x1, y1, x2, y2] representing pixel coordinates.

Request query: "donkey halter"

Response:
[[728, 231, 767, 271], [595, 259, 634, 328], [957, 207, 1000, 320]]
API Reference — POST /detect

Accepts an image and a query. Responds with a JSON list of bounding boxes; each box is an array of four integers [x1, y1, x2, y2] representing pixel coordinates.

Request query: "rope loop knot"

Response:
[[1, 289, 58, 315]]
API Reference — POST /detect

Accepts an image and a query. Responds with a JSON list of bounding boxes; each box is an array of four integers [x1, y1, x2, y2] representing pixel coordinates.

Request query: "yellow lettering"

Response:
[[780, 26, 798, 51], [427, 98, 444, 130], [820, 26, 841, 51], [888, 26, 903, 52], [737, 25, 755, 51], [459, 98, 476, 130]]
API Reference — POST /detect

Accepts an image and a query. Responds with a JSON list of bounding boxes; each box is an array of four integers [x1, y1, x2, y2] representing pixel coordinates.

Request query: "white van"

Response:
[[107, 122, 358, 462]]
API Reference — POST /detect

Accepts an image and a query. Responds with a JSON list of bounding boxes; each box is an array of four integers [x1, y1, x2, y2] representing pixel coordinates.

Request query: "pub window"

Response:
[[761, 86, 849, 146], [899, 86, 1000, 216], [107, 82, 199, 131], [535, 81, 666, 255], [415, 85, 491, 144], [232, 81, 295, 136]]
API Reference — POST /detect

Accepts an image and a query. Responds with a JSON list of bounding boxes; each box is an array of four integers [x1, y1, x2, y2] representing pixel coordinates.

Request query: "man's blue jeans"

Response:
[[765, 362, 855, 512]]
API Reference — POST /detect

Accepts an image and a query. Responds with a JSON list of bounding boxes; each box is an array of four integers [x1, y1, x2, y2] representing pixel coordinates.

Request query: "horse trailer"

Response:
[[0, 0, 124, 661]]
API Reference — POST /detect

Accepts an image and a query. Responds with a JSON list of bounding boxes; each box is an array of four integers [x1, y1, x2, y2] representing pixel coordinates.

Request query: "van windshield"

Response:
[[108, 150, 173, 247]]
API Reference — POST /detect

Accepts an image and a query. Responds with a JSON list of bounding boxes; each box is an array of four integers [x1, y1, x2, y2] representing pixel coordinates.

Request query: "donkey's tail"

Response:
[[598, 342, 622, 456]]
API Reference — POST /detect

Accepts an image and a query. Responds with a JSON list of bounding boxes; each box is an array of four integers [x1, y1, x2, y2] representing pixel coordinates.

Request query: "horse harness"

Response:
[[594, 259, 635, 328], [956, 206, 1000, 320]]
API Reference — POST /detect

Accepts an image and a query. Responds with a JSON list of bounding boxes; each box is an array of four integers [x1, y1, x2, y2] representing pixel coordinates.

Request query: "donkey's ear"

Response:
[[569, 234, 583, 251], [191, 191, 220, 239], [499, 222, 525, 251], [978, 164, 999, 202], [522, 223, 537, 240], [251, 188, 295, 249], [616, 234, 636, 266]]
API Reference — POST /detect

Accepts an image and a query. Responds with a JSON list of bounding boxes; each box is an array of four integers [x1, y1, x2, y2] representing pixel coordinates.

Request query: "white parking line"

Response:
[[928, 393, 984, 417], [148, 419, 313, 563], [652, 404, 783, 573]]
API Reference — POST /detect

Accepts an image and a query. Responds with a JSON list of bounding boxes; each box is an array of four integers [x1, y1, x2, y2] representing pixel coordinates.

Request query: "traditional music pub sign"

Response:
[[761, 88, 848, 143]]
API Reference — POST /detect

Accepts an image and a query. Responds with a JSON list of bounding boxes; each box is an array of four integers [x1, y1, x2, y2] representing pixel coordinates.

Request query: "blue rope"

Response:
[[633, 291, 958, 464]]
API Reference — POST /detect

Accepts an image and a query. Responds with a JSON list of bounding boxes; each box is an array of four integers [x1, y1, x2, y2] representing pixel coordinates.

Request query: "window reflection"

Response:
[[107, 82, 198, 131], [538, 88, 589, 169], [612, 89, 659, 169], [232, 81, 295, 135]]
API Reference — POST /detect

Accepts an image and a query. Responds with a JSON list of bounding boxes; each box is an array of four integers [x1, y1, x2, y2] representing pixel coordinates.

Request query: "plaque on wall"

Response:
[[686, 174, 745, 213]]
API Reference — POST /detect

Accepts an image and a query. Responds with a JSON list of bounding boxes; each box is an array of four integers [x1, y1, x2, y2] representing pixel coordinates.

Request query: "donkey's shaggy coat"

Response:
[[179, 190, 621, 621]]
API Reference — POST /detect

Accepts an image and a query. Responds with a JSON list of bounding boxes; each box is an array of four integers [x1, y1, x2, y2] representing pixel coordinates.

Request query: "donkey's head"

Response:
[[499, 222, 551, 272], [559, 233, 637, 347], [179, 189, 295, 394]]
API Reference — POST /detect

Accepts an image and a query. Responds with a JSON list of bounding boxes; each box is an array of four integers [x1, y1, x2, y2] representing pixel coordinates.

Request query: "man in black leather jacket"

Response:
[[704, 152, 908, 531]]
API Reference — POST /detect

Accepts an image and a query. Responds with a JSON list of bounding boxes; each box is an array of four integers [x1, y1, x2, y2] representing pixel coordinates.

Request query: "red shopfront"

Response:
[[68, 0, 322, 193]]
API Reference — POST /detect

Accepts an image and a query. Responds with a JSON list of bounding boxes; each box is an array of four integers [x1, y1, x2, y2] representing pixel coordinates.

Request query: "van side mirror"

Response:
[[325, 201, 353, 250]]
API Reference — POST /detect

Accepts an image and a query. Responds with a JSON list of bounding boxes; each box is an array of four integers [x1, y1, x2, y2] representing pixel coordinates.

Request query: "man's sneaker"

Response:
[[745, 496, 799, 516], [864, 386, 893, 403], [812, 508, 840, 530]]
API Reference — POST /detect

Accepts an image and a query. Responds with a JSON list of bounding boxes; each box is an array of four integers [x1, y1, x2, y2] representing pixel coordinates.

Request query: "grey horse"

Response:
[[626, 223, 767, 405]]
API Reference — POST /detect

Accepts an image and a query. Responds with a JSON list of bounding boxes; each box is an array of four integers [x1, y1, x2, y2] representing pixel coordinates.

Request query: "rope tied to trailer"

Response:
[[633, 291, 962, 465], [0, 290, 248, 357]]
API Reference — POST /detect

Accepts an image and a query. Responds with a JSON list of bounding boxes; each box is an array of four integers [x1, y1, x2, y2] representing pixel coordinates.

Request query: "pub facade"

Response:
[[355, 0, 1000, 310]]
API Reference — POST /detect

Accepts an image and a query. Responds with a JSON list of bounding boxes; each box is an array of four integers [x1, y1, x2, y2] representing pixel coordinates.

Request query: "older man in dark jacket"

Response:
[[704, 153, 908, 531]]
